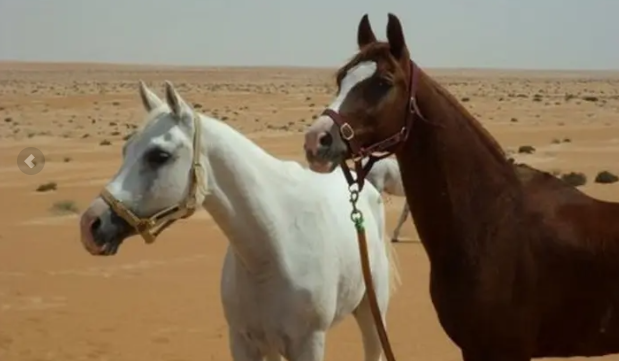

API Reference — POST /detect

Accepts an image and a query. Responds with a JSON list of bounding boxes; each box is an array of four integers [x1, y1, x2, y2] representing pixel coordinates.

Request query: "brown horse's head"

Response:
[[304, 13, 418, 174]]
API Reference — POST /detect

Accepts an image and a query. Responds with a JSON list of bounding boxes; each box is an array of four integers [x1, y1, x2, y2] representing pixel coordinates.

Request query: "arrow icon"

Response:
[[24, 154, 35, 168]]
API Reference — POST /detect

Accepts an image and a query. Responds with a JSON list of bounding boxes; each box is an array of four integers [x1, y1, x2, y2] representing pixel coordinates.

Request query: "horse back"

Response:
[[514, 163, 619, 356]]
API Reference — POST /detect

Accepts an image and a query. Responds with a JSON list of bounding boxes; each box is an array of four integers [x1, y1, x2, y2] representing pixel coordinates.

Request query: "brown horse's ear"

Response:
[[357, 14, 377, 48], [386, 13, 409, 60]]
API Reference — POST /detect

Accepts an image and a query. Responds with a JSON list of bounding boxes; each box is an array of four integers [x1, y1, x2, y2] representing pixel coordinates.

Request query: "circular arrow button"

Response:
[[17, 147, 46, 175]]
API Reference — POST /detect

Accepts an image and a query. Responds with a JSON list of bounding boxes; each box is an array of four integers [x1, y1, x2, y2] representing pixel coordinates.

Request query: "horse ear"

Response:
[[386, 13, 409, 60], [357, 14, 377, 49], [163, 81, 190, 119], [138, 80, 164, 112]]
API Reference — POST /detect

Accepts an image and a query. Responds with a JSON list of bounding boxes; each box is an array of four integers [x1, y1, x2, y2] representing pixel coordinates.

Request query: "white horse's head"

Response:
[[79, 81, 207, 256]]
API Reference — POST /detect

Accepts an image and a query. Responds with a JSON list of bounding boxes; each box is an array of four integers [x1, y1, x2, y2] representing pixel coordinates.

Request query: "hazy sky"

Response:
[[1, 0, 617, 70]]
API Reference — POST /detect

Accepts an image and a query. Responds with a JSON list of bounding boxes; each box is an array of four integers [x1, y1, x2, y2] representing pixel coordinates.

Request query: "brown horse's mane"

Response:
[[424, 75, 509, 164]]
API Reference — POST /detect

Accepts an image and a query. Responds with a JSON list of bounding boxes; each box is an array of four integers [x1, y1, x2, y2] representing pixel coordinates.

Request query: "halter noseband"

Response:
[[100, 112, 205, 244], [321, 60, 423, 191]]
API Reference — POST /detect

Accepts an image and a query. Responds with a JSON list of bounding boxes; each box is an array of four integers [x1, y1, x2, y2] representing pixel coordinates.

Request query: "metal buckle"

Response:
[[340, 123, 355, 141]]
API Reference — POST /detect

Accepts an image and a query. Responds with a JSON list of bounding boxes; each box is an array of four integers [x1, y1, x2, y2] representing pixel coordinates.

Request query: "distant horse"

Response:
[[359, 158, 409, 243], [78, 81, 400, 361], [303, 12, 619, 361]]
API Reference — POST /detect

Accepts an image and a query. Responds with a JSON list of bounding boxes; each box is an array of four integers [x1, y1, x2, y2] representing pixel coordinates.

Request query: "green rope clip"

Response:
[[354, 217, 365, 231], [350, 208, 365, 231]]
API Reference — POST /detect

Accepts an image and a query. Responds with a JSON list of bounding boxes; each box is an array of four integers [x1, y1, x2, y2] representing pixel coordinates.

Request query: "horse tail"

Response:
[[384, 226, 402, 296], [367, 180, 402, 296]]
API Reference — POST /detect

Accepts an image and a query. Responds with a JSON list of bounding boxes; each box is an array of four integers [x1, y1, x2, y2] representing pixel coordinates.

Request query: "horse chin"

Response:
[[79, 235, 124, 256], [97, 227, 135, 256], [98, 239, 124, 256], [81, 220, 132, 257], [308, 160, 336, 174], [90, 237, 127, 257], [305, 149, 345, 174]]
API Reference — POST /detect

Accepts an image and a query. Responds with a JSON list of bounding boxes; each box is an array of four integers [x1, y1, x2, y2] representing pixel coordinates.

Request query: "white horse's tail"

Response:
[[366, 180, 402, 296], [385, 230, 402, 295]]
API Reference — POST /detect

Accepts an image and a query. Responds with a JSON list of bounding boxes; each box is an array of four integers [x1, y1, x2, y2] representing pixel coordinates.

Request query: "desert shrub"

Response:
[[560, 172, 587, 187], [518, 145, 535, 154], [36, 181, 57, 192], [594, 171, 619, 184], [50, 200, 79, 214]]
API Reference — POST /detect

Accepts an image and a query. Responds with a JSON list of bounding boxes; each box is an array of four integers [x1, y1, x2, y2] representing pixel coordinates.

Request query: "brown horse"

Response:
[[303, 13, 619, 361]]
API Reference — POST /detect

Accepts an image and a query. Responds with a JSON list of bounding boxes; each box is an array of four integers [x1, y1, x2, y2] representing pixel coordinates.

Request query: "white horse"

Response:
[[361, 158, 409, 243], [78, 81, 400, 361]]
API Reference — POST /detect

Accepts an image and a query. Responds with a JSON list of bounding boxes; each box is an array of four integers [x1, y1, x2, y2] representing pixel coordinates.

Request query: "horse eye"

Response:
[[144, 148, 171, 167], [364, 77, 392, 100], [376, 78, 392, 90]]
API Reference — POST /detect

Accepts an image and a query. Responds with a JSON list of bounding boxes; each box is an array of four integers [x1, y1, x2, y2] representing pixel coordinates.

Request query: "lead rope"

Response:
[[349, 186, 397, 361]]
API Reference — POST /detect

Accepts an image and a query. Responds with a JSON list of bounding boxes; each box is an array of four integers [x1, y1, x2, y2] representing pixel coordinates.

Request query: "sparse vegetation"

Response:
[[560, 172, 587, 187], [518, 145, 536, 154], [50, 200, 79, 214], [36, 181, 58, 192], [582, 96, 599, 102], [0, 67, 617, 214], [594, 171, 619, 184]]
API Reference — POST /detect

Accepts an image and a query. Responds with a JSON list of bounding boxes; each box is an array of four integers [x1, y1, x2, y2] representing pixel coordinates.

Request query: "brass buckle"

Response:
[[340, 123, 355, 141]]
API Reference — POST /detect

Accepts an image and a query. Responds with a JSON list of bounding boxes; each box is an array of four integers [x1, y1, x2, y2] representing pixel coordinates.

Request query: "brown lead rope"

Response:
[[349, 187, 397, 361]]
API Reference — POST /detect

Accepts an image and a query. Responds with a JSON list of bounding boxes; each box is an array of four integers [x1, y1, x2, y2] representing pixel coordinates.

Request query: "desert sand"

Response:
[[1, 61, 619, 361]]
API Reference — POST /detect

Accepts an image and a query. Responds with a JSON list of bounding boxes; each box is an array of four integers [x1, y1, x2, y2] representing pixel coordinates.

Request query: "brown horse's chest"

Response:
[[425, 246, 538, 352]]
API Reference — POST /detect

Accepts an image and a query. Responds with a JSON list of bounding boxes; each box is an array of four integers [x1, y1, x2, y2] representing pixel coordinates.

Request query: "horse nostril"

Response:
[[319, 132, 332, 147], [90, 217, 101, 234]]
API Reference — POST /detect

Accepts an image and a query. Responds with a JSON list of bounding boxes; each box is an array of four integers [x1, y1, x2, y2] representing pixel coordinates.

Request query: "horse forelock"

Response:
[[335, 42, 395, 89]]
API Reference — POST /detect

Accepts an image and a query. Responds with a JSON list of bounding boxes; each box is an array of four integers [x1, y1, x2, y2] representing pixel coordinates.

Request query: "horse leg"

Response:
[[228, 328, 263, 361], [391, 203, 409, 243], [285, 331, 326, 361], [353, 295, 387, 361]]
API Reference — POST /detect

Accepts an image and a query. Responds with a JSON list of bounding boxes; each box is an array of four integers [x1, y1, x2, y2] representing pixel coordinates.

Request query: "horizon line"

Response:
[[2, 59, 619, 74]]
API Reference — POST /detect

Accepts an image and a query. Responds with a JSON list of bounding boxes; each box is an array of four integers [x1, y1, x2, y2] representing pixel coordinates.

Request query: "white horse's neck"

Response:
[[196, 114, 300, 274]]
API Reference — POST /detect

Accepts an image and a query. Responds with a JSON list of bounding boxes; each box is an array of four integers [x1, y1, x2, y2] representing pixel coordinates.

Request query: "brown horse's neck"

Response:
[[396, 70, 523, 270]]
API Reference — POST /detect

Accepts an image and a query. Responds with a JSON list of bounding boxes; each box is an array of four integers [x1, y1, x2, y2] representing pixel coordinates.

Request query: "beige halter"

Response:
[[100, 112, 205, 244]]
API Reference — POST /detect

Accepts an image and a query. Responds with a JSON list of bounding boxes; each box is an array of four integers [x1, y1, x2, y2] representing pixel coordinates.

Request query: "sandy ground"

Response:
[[2, 61, 619, 361]]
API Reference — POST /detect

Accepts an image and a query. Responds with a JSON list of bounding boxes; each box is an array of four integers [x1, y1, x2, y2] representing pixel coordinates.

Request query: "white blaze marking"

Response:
[[327, 61, 377, 112]]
